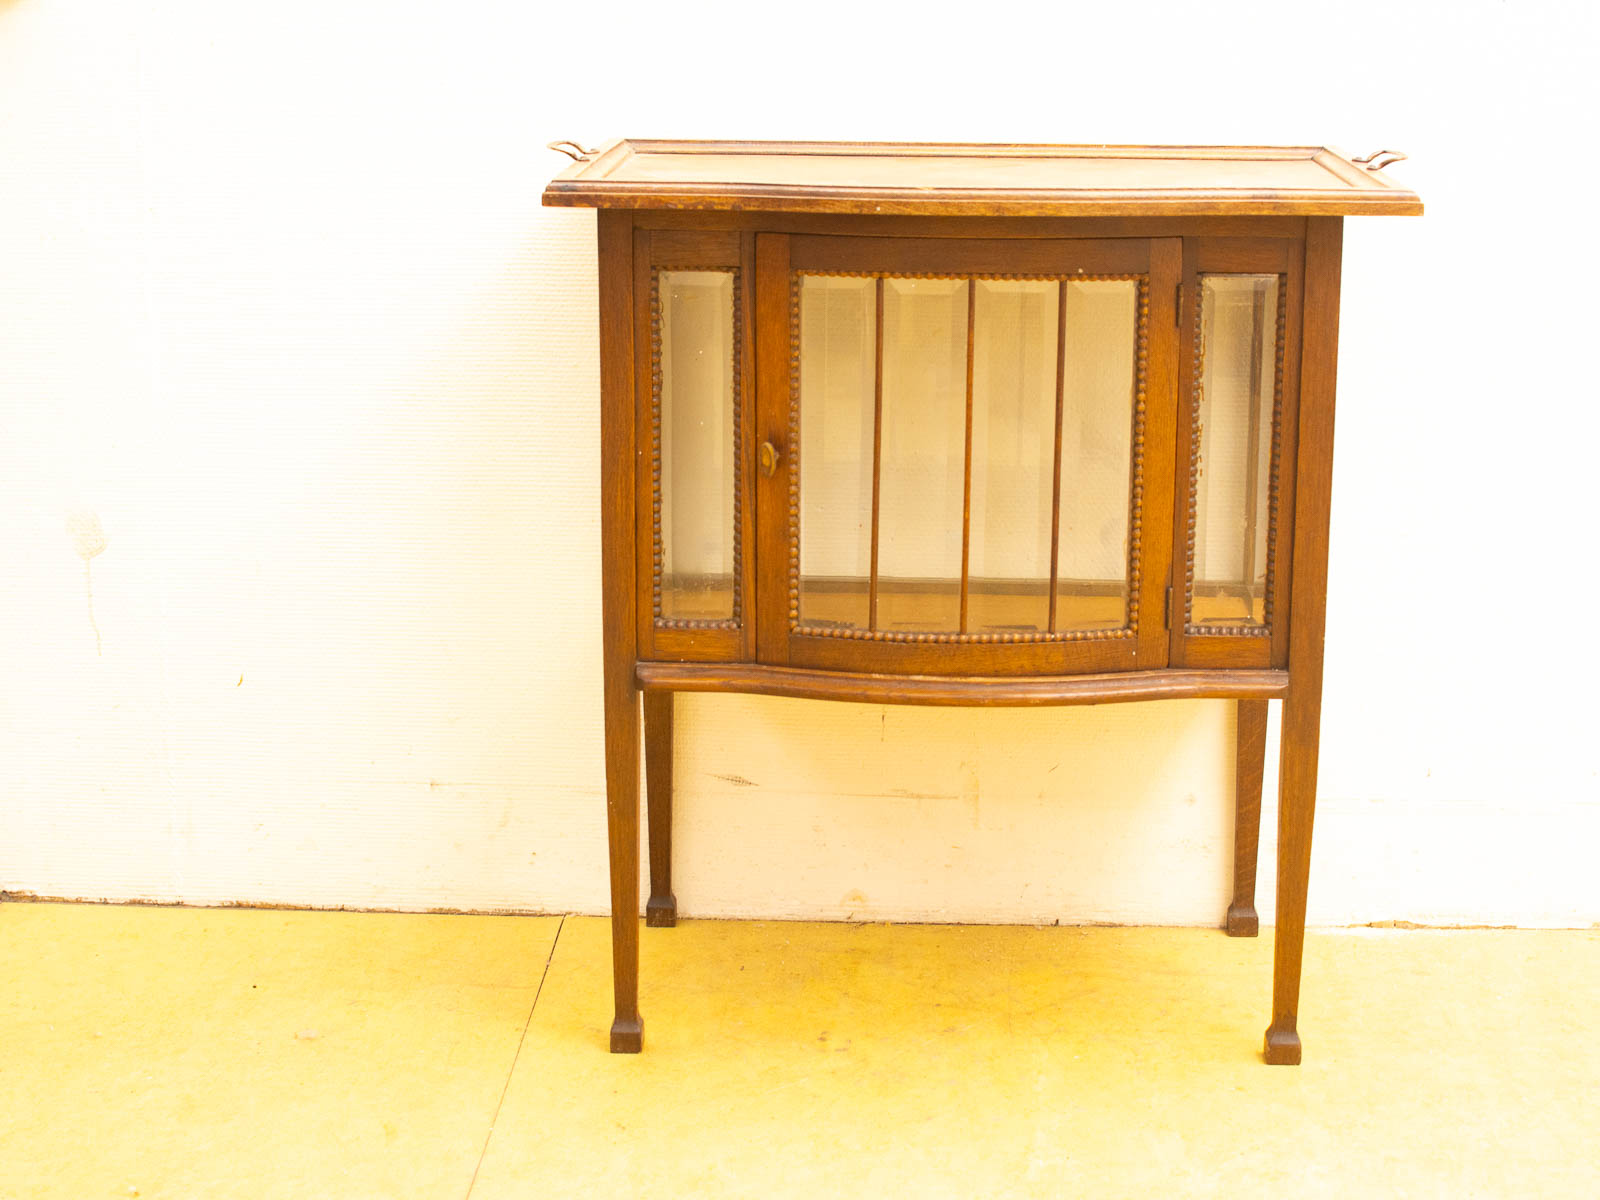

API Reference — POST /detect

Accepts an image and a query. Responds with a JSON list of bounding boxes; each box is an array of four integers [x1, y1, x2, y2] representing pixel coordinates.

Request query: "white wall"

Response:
[[3, 0, 1596, 927]]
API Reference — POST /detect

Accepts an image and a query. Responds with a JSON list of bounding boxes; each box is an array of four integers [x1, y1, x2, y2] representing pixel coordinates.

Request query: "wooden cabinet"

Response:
[[544, 140, 1421, 1063]]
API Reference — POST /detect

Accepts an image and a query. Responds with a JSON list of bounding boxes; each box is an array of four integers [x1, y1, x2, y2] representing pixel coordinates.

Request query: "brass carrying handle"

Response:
[[546, 139, 598, 162], [1352, 149, 1408, 172], [759, 441, 782, 478]]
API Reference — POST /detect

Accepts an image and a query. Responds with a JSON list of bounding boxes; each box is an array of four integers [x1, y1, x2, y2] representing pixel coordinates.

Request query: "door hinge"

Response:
[[1164, 585, 1173, 629], [1174, 281, 1183, 327]]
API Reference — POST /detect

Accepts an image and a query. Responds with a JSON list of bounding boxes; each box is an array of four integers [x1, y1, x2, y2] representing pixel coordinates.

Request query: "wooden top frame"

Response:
[[543, 140, 1423, 217]]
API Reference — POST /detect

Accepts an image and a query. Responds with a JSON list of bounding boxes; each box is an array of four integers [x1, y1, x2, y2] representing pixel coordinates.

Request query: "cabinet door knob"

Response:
[[759, 440, 782, 478]]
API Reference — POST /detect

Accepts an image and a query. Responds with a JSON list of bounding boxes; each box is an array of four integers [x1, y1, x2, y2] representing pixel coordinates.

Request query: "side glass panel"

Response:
[[794, 271, 1144, 643], [655, 269, 737, 625], [1189, 274, 1282, 633]]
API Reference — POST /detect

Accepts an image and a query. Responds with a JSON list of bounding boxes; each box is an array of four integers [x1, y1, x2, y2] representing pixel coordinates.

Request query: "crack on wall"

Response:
[[66, 510, 107, 656]]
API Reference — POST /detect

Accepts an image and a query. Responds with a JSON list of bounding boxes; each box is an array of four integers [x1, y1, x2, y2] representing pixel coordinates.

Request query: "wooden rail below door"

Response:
[[636, 662, 1287, 707]]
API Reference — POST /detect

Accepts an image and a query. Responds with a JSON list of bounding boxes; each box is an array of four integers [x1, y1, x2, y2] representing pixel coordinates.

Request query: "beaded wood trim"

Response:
[[1183, 274, 1288, 639], [787, 271, 1147, 644], [786, 272, 803, 630], [651, 266, 742, 632]]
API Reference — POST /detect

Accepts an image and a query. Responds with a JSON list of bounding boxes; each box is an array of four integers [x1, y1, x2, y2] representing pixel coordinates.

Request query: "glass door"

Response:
[[633, 228, 756, 662], [755, 235, 1180, 676], [1170, 237, 1304, 670]]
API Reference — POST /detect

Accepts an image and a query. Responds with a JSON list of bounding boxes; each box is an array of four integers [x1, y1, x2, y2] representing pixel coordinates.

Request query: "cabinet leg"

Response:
[[1263, 681, 1321, 1065], [605, 683, 643, 1054], [1228, 698, 1268, 937], [643, 690, 677, 928]]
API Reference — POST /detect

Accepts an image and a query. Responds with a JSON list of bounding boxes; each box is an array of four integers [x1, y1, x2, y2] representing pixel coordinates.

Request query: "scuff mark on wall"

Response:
[[66, 510, 107, 656]]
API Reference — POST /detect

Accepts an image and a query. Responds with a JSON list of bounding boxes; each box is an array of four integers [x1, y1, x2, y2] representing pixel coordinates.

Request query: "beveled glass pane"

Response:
[[1056, 279, 1136, 632], [1192, 274, 1279, 629], [968, 280, 1058, 634], [877, 278, 968, 632], [797, 276, 876, 630], [658, 270, 735, 623]]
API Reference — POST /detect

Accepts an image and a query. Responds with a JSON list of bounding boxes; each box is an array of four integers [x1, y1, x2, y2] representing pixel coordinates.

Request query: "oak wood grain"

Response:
[[1048, 280, 1068, 633], [1265, 216, 1344, 1065], [545, 140, 1422, 217], [1229, 698, 1268, 937], [752, 233, 792, 664], [766, 233, 1168, 678], [869, 277, 885, 632], [959, 278, 976, 633], [643, 690, 675, 928], [567, 144, 1416, 1061], [635, 212, 1312, 240], [1168, 236, 1305, 672], [598, 209, 642, 1053], [636, 662, 1288, 707], [633, 230, 751, 663]]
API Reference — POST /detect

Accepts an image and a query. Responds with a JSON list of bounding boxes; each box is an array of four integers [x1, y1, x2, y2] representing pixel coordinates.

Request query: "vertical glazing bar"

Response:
[[1047, 278, 1068, 634], [867, 276, 885, 632], [959, 278, 976, 633]]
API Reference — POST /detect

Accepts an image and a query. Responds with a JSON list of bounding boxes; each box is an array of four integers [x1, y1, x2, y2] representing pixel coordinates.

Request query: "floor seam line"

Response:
[[463, 912, 566, 1200]]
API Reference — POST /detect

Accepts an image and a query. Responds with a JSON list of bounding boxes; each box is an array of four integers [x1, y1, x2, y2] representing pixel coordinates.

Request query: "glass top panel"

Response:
[[546, 141, 1423, 215]]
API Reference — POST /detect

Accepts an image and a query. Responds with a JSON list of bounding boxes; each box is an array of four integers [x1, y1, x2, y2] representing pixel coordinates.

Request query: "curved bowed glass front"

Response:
[[795, 272, 1141, 642]]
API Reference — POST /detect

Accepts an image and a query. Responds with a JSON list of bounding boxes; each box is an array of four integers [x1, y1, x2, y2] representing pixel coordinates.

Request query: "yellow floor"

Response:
[[1, 905, 1596, 1198]]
